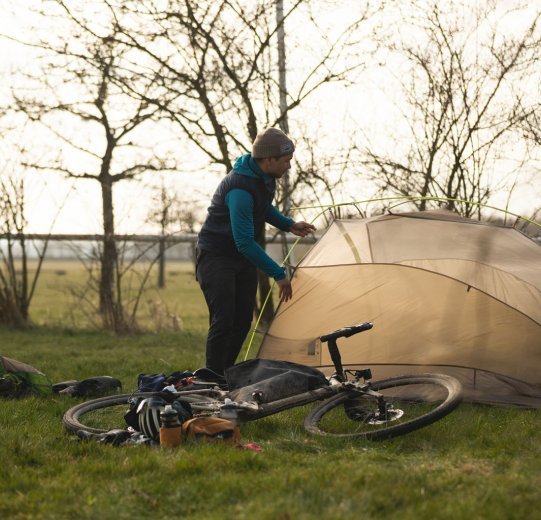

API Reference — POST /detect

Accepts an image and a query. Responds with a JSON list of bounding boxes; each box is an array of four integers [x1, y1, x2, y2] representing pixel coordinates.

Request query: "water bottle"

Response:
[[159, 404, 182, 448]]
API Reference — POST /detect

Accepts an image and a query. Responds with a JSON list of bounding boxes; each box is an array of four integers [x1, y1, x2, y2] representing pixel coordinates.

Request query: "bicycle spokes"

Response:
[[314, 379, 455, 437]]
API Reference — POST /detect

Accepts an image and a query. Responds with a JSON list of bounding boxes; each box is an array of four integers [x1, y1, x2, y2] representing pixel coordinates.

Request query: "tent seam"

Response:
[[293, 262, 541, 327]]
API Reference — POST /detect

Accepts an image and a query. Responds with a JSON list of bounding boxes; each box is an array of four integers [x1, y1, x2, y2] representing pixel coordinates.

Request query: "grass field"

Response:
[[1, 261, 540, 519], [25, 259, 209, 333]]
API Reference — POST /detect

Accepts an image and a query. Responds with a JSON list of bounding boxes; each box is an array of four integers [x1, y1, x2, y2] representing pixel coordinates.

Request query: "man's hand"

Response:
[[276, 278, 292, 302], [290, 221, 316, 238]]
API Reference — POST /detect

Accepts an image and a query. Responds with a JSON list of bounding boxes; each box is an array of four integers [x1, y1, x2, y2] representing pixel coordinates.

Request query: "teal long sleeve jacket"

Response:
[[225, 154, 294, 280]]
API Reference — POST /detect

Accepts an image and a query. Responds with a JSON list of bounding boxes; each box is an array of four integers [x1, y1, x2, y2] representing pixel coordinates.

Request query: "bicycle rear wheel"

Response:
[[63, 391, 224, 435], [63, 393, 150, 435], [304, 373, 462, 440]]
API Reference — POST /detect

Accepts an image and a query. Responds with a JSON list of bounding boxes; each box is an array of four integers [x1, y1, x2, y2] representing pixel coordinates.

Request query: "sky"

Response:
[[1, 1, 540, 235], [0, 1, 224, 233]]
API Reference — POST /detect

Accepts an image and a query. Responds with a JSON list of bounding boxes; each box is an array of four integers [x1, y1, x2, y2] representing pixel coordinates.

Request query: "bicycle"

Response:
[[63, 322, 463, 441]]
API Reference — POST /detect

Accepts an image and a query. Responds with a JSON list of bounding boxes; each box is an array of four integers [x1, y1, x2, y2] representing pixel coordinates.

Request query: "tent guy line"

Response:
[[291, 196, 541, 229]]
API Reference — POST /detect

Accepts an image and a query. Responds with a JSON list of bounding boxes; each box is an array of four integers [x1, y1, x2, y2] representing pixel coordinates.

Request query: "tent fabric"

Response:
[[257, 210, 541, 407]]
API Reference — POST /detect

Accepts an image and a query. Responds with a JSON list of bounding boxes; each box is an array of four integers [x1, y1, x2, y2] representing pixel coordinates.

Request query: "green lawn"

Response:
[[1, 261, 540, 519]]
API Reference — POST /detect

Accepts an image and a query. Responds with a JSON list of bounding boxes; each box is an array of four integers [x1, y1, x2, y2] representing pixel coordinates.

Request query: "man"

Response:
[[196, 127, 316, 377]]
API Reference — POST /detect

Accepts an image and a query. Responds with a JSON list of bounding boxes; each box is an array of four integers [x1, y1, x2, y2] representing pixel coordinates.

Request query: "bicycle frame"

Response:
[[62, 321, 462, 441], [173, 323, 376, 422]]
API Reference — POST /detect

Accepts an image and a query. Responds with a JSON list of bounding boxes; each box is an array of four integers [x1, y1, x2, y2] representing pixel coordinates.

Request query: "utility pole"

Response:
[[157, 183, 169, 288], [276, 0, 294, 274]]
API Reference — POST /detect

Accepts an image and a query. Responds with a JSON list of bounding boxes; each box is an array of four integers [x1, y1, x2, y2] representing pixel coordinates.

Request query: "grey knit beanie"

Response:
[[252, 127, 295, 159]]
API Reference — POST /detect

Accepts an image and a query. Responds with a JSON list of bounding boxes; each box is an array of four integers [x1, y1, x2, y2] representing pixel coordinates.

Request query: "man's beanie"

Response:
[[252, 127, 295, 159]]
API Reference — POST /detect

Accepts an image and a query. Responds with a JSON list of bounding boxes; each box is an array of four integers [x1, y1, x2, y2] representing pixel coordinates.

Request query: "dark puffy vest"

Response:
[[197, 171, 275, 257]]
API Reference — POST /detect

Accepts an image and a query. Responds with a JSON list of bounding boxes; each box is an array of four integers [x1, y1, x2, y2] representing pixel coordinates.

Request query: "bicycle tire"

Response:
[[63, 393, 150, 435], [63, 390, 225, 435], [304, 373, 462, 440]]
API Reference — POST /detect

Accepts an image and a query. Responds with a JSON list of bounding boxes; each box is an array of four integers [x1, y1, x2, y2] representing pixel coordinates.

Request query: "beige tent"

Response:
[[258, 210, 541, 407]]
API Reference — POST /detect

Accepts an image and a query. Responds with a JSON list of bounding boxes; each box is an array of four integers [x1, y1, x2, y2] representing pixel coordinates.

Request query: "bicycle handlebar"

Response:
[[319, 322, 373, 343]]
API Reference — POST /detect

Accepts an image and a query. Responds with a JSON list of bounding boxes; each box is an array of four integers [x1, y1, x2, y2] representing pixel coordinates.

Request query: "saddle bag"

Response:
[[181, 416, 240, 444]]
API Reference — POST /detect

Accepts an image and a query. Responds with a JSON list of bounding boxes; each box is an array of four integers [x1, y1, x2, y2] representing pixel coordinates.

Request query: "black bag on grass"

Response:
[[53, 376, 122, 397]]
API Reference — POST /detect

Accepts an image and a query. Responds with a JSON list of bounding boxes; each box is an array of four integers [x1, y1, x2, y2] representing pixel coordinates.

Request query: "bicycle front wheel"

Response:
[[304, 373, 462, 440]]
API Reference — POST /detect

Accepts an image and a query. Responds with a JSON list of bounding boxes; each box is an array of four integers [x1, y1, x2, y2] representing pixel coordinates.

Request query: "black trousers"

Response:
[[196, 251, 258, 375]]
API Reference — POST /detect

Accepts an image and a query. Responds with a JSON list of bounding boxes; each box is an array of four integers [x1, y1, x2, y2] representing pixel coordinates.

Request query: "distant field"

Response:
[[27, 259, 209, 333]]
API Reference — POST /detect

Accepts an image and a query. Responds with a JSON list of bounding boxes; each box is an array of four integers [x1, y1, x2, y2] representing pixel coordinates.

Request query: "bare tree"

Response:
[[103, 0, 379, 320], [4, 0, 382, 325], [361, 1, 541, 218], [10, 3, 173, 332], [0, 175, 49, 328], [522, 105, 541, 148], [284, 134, 360, 225], [107, 1, 374, 165], [519, 86, 541, 227], [148, 183, 178, 289], [147, 182, 202, 288]]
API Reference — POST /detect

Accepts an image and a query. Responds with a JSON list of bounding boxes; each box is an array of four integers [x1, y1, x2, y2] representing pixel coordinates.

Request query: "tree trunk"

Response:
[[99, 177, 121, 330], [276, 0, 293, 278], [19, 235, 29, 321], [157, 236, 165, 288]]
